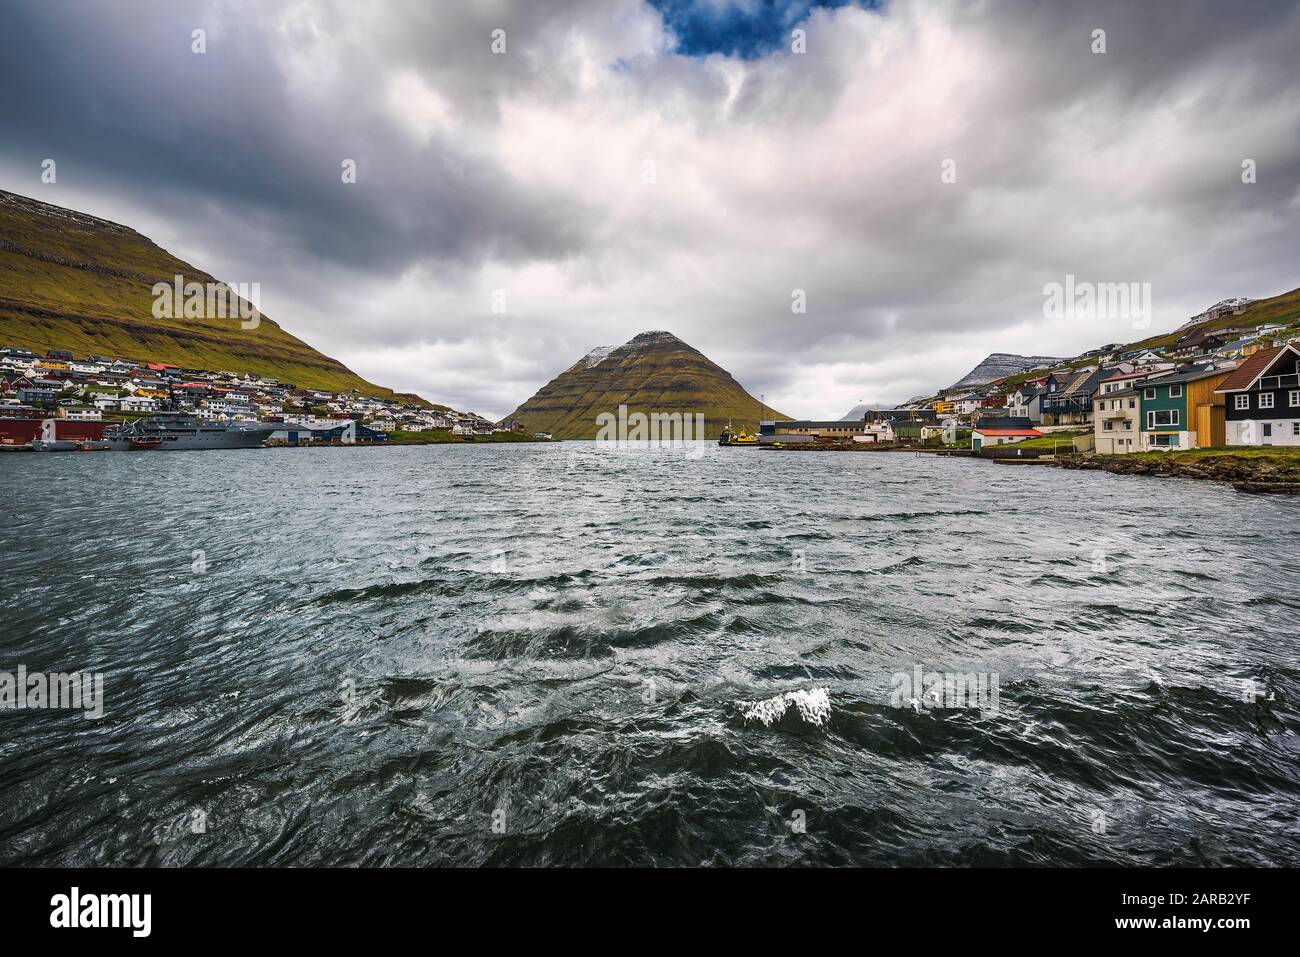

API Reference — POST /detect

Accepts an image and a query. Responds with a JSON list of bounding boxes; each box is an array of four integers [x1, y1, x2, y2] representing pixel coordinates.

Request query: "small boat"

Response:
[[129, 437, 163, 451], [718, 421, 758, 446]]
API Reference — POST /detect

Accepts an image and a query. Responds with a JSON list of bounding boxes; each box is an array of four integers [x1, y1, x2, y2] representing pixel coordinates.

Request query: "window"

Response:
[[1147, 409, 1179, 428], [1144, 388, 1156, 399], [1290, 390, 1300, 408], [1294, 422, 1300, 436], [1103, 420, 1113, 431], [1260, 393, 1275, 409], [1169, 384, 1183, 397], [1129, 399, 1136, 409], [1235, 394, 1250, 410], [1123, 420, 1133, 431]]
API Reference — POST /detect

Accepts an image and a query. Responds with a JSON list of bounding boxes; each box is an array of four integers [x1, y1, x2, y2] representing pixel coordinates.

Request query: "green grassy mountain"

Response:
[[503, 330, 787, 439], [0, 189, 427, 403]]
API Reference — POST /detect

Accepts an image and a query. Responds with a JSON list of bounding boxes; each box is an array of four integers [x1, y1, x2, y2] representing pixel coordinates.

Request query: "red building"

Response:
[[0, 418, 112, 444]]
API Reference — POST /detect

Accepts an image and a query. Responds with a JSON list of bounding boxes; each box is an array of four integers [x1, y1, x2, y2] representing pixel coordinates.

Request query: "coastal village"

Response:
[[758, 305, 1300, 463], [4, 294, 1300, 476], [0, 347, 546, 448]]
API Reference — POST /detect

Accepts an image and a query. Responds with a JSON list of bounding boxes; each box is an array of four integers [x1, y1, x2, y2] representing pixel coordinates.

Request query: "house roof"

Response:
[[975, 415, 1037, 430], [975, 428, 1042, 436], [1099, 386, 1140, 399], [1135, 367, 1233, 388], [1100, 370, 1152, 382], [1215, 344, 1298, 392]]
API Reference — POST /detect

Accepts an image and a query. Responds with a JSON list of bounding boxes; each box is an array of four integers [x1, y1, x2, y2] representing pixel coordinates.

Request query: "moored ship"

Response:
[[718, 421, 758, 446], [105, 413, 275, 451]]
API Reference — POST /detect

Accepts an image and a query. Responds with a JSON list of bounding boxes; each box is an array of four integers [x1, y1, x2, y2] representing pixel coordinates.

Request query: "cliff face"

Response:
[[503, 330, 786, 439], [0, 189, 423, 401], [948, 353, 1068, 389]]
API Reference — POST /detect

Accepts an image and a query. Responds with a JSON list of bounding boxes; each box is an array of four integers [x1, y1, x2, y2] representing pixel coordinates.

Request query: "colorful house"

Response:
[[1136, 368, 1230, 450], [1216, 343, 1300, 446]]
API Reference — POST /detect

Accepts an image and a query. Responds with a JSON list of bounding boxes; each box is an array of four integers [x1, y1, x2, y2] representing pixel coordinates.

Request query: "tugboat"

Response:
[[718, 420, 759, 447]]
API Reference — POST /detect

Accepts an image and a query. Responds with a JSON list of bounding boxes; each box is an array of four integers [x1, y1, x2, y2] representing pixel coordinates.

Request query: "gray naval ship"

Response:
[[105, 413, 276, 451]]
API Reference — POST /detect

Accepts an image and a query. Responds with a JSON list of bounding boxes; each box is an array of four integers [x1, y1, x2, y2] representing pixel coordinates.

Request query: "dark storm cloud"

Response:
[[0, 0, 594, 273], [0, 0, 1297, 418]]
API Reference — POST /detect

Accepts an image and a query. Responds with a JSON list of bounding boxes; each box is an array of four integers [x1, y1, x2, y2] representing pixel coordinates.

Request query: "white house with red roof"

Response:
[[971, 424, 1041, 451]]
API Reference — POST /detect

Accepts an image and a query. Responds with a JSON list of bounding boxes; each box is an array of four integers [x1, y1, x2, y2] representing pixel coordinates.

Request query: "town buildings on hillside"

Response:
[[0, 345, 504, 441]]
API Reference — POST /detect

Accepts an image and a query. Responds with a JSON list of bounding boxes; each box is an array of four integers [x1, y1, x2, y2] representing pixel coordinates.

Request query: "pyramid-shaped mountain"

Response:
[[503, 330, 786, 439]]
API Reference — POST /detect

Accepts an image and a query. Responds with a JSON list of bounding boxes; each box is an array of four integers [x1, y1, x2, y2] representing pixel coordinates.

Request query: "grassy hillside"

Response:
[[1129, 285, 1300, 350], [504, 330, 787, 439], [0, 189, 427, 403], [933, 286, 1300, 401]]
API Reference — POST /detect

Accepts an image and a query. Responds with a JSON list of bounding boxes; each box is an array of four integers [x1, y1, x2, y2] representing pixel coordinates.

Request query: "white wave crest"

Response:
[[739, 688, 831, 727]]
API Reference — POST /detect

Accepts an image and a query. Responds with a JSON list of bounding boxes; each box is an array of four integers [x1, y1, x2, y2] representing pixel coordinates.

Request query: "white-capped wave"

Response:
[[739, 688, 831, 727]]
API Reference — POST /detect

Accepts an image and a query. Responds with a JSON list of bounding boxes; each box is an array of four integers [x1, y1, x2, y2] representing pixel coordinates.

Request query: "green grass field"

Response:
[[1107, 446, 1300, 463]]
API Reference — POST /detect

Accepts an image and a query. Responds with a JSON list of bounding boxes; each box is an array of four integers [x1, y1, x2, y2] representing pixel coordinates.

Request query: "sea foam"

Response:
[[739, 688, 831, 727]]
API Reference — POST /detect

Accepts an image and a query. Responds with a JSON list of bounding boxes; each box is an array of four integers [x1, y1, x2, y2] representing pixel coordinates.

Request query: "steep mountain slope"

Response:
[[503, 330, 786, 439], [948, 352, 1068, 390], [0, 189, 425, 402]]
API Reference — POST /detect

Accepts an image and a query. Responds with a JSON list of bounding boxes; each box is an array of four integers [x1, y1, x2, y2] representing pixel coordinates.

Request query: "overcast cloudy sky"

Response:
[[2, 0, 1298, 418]]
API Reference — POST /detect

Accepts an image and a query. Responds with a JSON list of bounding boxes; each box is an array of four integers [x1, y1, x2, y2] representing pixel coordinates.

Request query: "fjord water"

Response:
[[2, 444, 1298, 867]]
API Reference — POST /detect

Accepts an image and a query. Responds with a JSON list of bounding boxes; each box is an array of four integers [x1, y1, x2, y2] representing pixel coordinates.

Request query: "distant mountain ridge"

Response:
[[503, 330, 785, 439], [948, 352, 1069, 390], [841, 402, 903, 420], [0, 189, 427, 403]]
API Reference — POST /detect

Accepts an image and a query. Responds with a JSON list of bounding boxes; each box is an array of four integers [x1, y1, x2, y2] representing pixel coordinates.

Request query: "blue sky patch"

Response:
[[649, 0, 875, 58]]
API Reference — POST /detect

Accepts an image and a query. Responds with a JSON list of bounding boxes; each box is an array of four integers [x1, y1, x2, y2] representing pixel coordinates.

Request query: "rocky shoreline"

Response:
[[1056, 451, 1300, 493]]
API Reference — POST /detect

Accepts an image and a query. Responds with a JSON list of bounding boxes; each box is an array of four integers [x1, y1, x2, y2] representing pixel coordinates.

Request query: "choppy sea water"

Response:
[[1, 442, 1298, 866]]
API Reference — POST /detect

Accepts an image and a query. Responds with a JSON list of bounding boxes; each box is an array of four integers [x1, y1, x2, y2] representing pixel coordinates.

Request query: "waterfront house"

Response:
[[761, 419, 869, 442], [1135, 368, 1231, 449], [1040, 368, 1104, 427], [860, 420, 897, 443], [971, 424, 1041, 451], [267, 420, 388, 445], [1093, 387, 1141, 453], [1215, 343, 1300, 446]]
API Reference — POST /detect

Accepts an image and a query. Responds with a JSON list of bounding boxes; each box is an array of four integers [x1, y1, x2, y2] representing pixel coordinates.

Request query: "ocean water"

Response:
[[1, 442, 1298, 866]]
